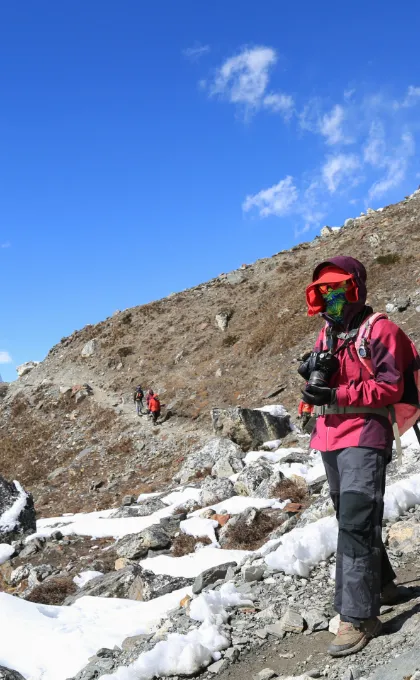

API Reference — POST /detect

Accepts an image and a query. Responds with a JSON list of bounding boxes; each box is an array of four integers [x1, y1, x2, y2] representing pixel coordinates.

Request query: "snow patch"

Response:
[[73, 571, 104, 588], [0, 481, 28, 532], [140, 546, 250, 579], [0, 543, 14, 565], [180, 517, 219, 545]]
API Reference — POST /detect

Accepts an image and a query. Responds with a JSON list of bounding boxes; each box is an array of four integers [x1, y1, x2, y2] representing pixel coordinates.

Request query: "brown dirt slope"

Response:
[[1, 191, 420, 516]]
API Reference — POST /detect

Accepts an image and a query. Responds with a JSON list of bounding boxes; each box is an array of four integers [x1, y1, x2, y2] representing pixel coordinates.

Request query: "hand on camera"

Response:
[[301, 384, 337, 406]]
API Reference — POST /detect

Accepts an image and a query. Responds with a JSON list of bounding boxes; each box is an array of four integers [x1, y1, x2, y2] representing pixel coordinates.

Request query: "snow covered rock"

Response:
[[64, 565, 144, 603], [211, 406, 291, 451], [115, 526, 171, 560], [0, 477, 36, 544], [0, 667, 25, 679], [16, 361, 39, 378], [200, 477, 235, 507], [175, 438, 244, 484], [234, 460, 273, 497]]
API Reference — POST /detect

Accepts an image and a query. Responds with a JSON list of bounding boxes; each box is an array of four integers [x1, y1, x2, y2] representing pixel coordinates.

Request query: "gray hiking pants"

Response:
[[322, 447, 396, 620]]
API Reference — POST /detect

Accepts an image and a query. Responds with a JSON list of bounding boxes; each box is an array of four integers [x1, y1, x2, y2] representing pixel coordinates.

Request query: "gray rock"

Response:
[[385, 303, 396, 313], [211, 406, 291, 451], [16, 361, 39, 377], [234, 460, 272, 497], [10, 565, 30, 586], [175, 438, 244, 484], [64, 565, 142, 603], [242, 565, 264, 582], [302, 608, 329, 632], [122, 495, 136, 506], [18, 542, 39, 559], [395, 296, 410, 311], [224, 647, 239, 662], [115, 526, 171, 560], [264, 622, 286, 639], [208, 659, 228, 674], [279, 607, 304, 633], [113, 497, 166, 518], [254, 669, 276, 680], [0, 668, 26, 680], [0, 476, 36, 544], [226, 271, 246, 285], [341, 668, 362, 680], [200, 476, 235, 507], [215, 311, 232, 332], [212, 455, 244, 478], [81, 339, 97, 357], [192, 562, 237, 594]]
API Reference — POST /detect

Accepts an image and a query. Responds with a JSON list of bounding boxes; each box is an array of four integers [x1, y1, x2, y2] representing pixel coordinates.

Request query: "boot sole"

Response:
[[328, 621, 382, 658]]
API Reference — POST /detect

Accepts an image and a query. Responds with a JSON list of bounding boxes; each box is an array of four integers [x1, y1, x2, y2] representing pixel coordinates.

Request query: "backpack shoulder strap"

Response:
[[355, 312, 388, 376]]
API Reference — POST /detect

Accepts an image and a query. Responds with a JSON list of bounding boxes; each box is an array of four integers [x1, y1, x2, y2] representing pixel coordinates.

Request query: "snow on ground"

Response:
[[0, 587, 191, 680], [191, 495, 285, 518], [243, 448, 306, 465], [73, 570, 104, 588], [266, 470, 420, 577], [140, 546, 250, 578], [28, 489, 203, 541], [0, 543, 14, 565], [255, 404, 288, 418], [101, 583, 253, 680], [0, 480, 29, 532], [180, 517, 219, 544], [161, 487, 202, 507]]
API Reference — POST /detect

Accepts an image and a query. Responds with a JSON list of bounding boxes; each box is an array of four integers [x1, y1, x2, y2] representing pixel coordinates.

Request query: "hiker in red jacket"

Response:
[[299, 255, 420, 657], [149, 393, 161, 424], [146, 388, 154, 413]]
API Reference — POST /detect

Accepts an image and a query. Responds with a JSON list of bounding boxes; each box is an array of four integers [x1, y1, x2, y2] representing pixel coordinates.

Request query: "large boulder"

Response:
[[65, 565, 191, 604], [81, 339, 98, 357], [0, 477, 36, 544], [211, 406, 291, 451], [200, 476, 235, 507], [175, 437, 244, 484], [115, 526, 171, 560]]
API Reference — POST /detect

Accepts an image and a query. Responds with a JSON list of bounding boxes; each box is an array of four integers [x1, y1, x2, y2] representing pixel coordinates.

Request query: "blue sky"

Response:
[[1, 1, 420, 381]]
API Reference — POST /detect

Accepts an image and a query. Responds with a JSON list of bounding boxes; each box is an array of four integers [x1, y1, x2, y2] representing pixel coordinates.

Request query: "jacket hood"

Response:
[[310, 256, 367, 327]]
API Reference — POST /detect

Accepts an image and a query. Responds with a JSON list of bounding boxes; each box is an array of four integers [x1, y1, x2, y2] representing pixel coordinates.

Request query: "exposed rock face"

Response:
[[175, 437, 244, 484], [234, 460, 280, 497], [211, 407, 291, 451], [0, 476, 36, 544], [113, 497, 166, 518], [65, 565, 190, 604], [16, 361, 39, 378], [115, 526, 171, 560], [0, 667, 26, 679], [200, 476, 235, 507], [81, 339, 98, 357]]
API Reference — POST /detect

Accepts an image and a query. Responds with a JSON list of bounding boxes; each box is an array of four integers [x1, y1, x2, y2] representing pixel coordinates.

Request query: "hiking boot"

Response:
[[380, 580, 400, 605], [328, 618, 382, 657]]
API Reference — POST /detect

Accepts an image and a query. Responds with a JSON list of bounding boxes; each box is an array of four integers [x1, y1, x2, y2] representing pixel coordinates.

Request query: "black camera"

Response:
[[298, 351, 339, 387]]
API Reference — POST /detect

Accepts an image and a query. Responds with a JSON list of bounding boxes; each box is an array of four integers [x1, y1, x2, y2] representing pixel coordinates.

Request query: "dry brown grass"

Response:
[[26, 577, 77, 605], [223, 511, 283, 550], [171, 533, 212, 557], [269, 478, 308, 503]]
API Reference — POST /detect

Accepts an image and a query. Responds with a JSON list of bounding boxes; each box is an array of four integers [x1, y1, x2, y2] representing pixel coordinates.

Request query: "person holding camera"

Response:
[[299, 255, 420, 658]]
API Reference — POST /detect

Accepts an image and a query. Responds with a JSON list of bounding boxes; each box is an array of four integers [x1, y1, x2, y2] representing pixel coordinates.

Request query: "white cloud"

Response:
[[320, 105, 347, 145], [322, 153, 360, 193], [394, 85, 420, 109], [344, 88, 356, 100], [242, 176, 298, 217], [0, 242, 10, 249], [364, 121, 386, 166], [210, 46, 277, 113], [368, 131, 415, 200], [0, 351, 12, 364], [263, 93, 294, 120], [183, 43, 210, 61]]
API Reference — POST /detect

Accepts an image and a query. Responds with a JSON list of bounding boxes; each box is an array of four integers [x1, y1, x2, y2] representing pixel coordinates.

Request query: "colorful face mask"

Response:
[[320, 285, 348, 322]]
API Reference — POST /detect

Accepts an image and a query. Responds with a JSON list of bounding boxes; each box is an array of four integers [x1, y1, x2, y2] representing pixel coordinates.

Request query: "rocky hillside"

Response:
[[1, 189, 420, 517]]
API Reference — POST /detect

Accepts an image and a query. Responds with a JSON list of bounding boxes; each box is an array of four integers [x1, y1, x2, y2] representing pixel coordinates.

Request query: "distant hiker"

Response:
[[299, 255, 420, 658], [133, 385, 144, 416], [297, 399, 314, 433], [149, 393, 161, 424], [146, 388, 154, 413]]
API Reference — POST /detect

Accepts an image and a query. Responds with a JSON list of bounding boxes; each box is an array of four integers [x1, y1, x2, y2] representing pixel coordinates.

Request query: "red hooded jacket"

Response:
[[307, 256, 420, 452]]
